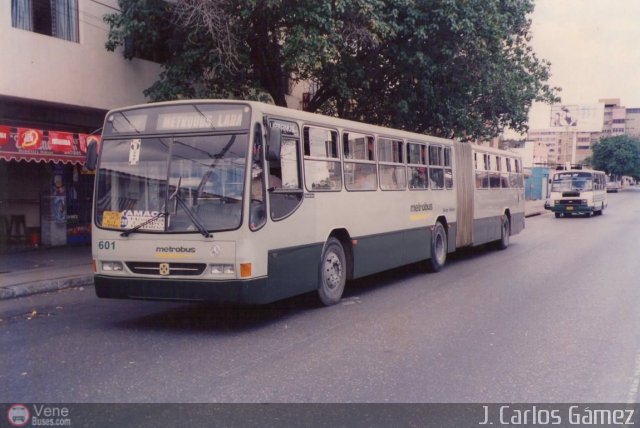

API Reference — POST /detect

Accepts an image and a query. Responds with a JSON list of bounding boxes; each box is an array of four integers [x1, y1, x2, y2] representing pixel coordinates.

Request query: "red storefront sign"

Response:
[[0, 125, 10, 145], [18, 128, 43, 150], [49, 131, 75, 153], [0, 125, 89, 165]]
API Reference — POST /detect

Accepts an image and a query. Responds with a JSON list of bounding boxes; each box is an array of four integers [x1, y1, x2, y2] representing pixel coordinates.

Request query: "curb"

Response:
[[0, 275, 94, 300]]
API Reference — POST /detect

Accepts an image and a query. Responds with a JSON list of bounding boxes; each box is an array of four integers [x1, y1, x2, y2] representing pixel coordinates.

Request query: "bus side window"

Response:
[[428, 145, 444, 189], [475, 152, 489, 189], [408, 142, 428, 190], [303, 126, 342, 191], [379, 137, 406, 190], [344, 132, 377, 191], [444, 147, 453, 189], [498, 156, 509, 188], [489, 155, 501, 189]]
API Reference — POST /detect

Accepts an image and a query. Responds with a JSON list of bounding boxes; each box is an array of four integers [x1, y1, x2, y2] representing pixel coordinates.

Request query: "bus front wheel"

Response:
[[427, 222, 447, 273], [318, 237, 347, 306]]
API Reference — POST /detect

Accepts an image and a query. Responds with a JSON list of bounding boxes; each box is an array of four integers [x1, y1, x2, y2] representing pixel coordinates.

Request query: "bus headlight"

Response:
[[211, 264, 235, 275], [102, 261, 124, 271]]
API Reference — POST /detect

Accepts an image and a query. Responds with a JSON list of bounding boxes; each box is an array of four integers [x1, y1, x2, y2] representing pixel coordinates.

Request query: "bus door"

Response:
[[264, 119, 318, 298]]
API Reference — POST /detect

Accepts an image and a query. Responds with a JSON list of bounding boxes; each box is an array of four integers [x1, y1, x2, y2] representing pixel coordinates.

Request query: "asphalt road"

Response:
[[2, 189, 640, 403]]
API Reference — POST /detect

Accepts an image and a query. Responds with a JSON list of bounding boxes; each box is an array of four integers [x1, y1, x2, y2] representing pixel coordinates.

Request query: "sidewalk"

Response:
[[0, 245, 93, 300], [524, 199, 547, 217], [0, 200, 548, 301]]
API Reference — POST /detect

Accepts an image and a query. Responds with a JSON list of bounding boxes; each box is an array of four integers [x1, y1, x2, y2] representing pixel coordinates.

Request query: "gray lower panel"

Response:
[[473, 215, 501, 246], [352, 227, 431, 278], [267, 243, 324, 301], [511, 212, 525, 235]]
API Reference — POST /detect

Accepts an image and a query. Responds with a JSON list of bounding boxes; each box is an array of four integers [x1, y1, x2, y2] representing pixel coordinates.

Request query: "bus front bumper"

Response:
[[550, 204, 592, 214], [94, 275, 276, 304]]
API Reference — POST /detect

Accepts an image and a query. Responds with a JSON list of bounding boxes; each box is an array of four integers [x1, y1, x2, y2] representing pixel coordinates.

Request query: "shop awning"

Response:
[[0, 125, 100, 165]]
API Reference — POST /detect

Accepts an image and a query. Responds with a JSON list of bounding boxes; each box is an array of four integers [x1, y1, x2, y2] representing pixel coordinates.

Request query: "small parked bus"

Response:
[[547, 168, 607, 218], [87, 100, 525, 305]]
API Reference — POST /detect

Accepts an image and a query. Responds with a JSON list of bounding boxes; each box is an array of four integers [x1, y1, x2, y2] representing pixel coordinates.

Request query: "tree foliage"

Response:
[[590, 135, 640, 178], [104, 0, 559, 140]]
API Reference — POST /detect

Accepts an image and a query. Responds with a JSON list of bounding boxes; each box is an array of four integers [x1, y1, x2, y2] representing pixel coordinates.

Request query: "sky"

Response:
[[522, 0, 640, 131]]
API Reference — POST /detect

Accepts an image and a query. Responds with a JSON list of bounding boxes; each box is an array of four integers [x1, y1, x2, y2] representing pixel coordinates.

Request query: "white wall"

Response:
[[511, 144, 535, 168], [0, 0, 160, 110]]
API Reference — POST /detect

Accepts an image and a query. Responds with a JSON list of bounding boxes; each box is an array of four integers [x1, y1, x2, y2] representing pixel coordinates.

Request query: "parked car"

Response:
[[606, 181, 620, 193]]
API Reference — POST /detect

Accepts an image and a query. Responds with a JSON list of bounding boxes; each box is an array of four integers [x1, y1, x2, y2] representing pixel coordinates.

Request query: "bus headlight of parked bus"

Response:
[[210, 264, 235, 275], [101, 261, 124, 272]]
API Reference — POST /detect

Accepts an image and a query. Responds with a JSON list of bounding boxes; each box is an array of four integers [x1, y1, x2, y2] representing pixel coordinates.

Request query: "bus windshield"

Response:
[[551, 172, 593, 192], [95, 133, 248, 233]]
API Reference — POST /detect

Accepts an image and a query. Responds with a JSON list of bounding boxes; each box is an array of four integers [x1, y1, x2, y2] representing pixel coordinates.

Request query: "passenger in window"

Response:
[[353, 175, 376, 190], [251, 164, 265, 201], [410, 167, 427, 188], [268, 164, 283, 190]]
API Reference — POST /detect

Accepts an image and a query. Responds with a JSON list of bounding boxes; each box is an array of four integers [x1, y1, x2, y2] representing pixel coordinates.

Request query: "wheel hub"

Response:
[[324, 253, 342, 290]]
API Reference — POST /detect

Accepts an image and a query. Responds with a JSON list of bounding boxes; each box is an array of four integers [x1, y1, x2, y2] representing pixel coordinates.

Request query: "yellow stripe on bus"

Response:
[[154, 253, 191, 259], [410, 213, 432, 221]]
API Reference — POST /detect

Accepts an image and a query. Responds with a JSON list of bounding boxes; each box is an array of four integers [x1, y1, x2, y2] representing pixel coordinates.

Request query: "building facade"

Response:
[[526, 99, 640, 168], [0, 0, 161, 252]]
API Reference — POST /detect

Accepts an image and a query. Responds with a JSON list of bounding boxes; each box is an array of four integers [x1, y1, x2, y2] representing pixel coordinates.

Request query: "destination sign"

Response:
[[157, 109, 245, 130], [105, 104, 251, 135]]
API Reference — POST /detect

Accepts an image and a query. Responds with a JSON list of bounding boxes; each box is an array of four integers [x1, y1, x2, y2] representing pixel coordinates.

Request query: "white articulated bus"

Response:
[[87, 100, 525, 305], [547, 168, 607, 218]]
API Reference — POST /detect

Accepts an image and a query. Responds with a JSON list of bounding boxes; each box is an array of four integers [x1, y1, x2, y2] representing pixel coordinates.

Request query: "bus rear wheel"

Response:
[[318, 237, 347, 306], [427, 222, 447, 272], [496, 215, 510, 250]]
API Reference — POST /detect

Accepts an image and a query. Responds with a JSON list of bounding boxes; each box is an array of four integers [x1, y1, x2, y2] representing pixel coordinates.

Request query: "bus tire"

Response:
[[554, 212, 561, 218], [496, 215, 510, 250], [427, 222, 447, 273], [318, 237, 347, 306], [595, 203, 604, 215]]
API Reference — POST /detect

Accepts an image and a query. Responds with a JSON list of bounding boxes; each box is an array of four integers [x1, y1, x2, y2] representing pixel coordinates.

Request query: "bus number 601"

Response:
[[98, 240, 116, 250]]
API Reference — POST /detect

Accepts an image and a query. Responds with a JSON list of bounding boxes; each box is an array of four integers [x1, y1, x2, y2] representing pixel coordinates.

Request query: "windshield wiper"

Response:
[[170, 177, 213, 238], [120, 211, 168, 237]]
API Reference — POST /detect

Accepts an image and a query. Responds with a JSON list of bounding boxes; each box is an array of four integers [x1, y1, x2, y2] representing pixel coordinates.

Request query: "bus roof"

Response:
[[105, 99, 520, 156]]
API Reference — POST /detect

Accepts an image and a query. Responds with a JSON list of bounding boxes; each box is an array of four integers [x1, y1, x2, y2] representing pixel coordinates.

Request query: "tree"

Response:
[[104, 0, 558, 140], [590, 135, 640, 179]]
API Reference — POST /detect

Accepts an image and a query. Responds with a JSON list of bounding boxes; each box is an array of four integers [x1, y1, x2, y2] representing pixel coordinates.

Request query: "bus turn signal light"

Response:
[[240, 263, 252, 278]]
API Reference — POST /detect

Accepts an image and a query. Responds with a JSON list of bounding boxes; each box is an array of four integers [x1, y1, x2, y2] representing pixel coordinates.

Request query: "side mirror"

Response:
[[85, 139, 98, 171], [267, 127, 282, 162]]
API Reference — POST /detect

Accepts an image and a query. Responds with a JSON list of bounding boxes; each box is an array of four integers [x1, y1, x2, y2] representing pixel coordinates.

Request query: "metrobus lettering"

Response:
[[155, 246, 196, 253], [411, 203, 433, 212]]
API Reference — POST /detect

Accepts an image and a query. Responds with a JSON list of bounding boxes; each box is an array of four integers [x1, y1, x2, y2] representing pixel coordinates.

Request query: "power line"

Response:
[[86, 0, 120, 12]]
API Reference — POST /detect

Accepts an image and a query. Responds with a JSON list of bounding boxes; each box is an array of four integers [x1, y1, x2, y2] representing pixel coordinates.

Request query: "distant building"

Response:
[[525, 98, 640, 168], [509, 141, 549, 168]]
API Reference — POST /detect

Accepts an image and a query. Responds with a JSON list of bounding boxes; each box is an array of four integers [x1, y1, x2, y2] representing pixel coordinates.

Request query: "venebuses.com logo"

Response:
[[7, 404, 72, 426], [7, 404, 30, 427]]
